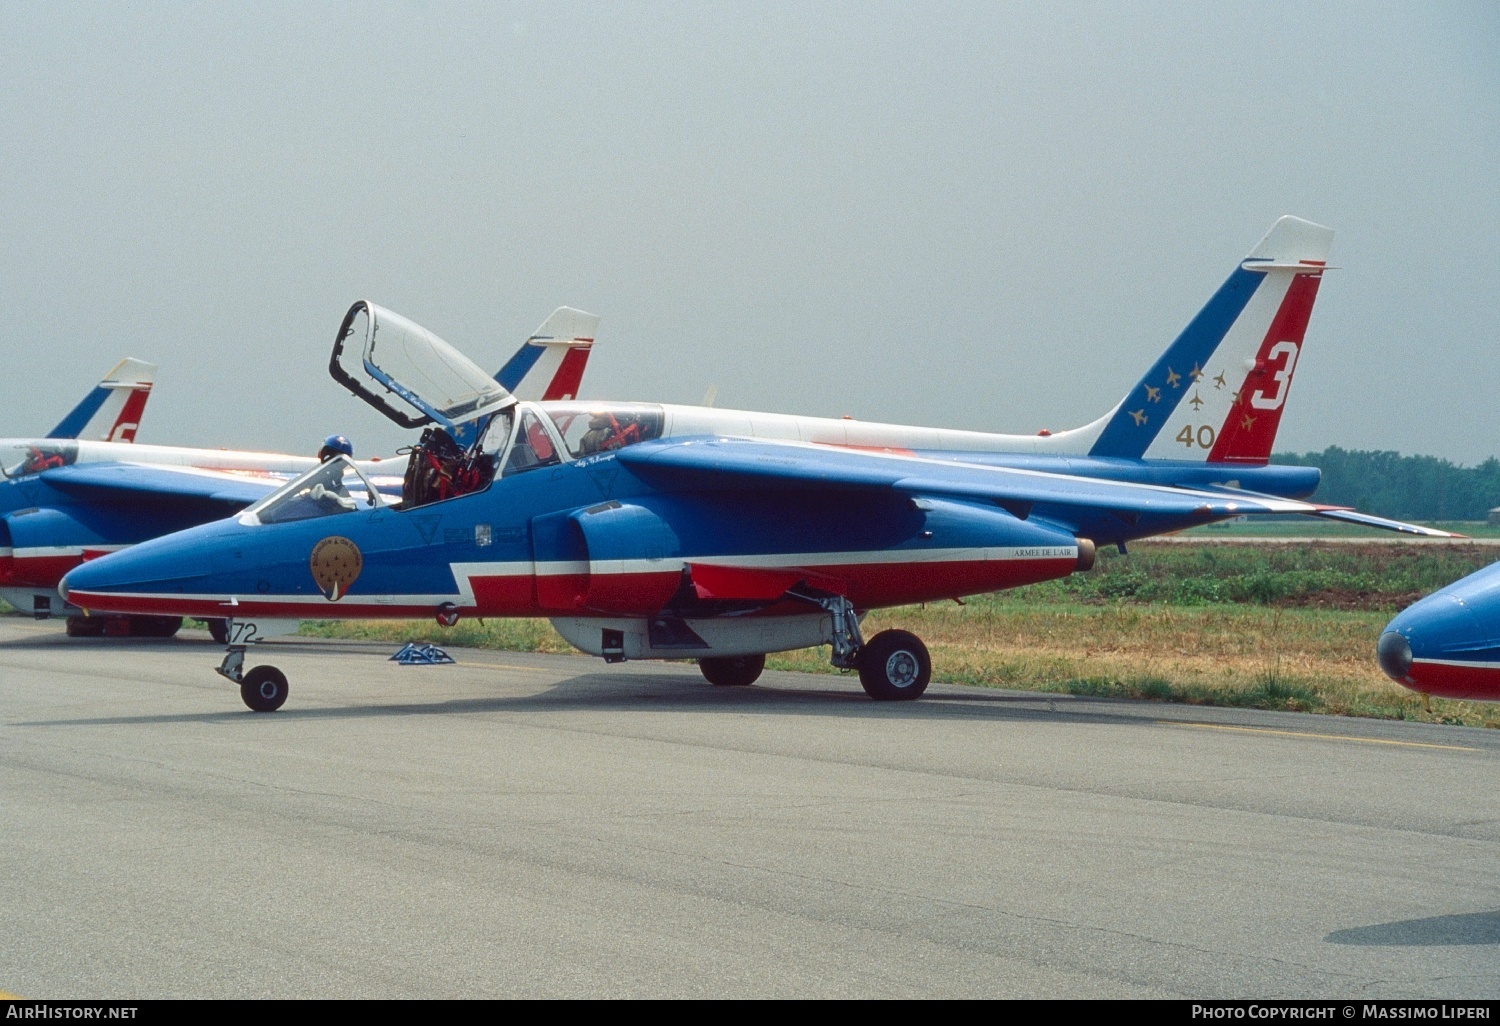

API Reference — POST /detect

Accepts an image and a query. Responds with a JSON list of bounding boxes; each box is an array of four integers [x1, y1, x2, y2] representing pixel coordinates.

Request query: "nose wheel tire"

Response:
[[699, 653, 766, 686], [857, 630, 931, 701], [240, 665, 289, 712]]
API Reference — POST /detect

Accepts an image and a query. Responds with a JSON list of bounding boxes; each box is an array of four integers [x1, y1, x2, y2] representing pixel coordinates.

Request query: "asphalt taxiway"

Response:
[[1, 619, 1496, 998]]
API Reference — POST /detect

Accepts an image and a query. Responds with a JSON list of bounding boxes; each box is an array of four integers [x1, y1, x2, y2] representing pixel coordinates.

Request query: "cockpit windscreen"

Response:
[[243, 457, 385, 525], [0, 441, 79, 479], [543, 404, 665, 458]]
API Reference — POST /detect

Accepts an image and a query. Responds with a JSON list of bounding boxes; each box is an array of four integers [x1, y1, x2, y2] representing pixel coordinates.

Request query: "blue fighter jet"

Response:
[[62, 227, 1454, 711]]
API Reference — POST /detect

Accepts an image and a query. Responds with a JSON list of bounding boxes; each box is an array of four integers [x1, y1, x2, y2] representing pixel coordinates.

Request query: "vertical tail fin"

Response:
[[495, 307, 599, 402], [1087, 216, 1333, 465], [451, 309, 600, 448], [46, 358, 157, 442]]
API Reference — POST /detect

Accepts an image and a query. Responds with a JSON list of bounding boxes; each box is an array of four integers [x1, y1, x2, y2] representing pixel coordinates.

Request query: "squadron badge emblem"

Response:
[[309, 536, 362, 601]]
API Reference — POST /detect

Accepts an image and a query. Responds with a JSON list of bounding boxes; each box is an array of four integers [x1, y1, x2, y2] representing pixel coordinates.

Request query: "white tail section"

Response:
[[1087, 216, 1334, 464], [501, 307, 600, 402], [47, 358, 157, 443]]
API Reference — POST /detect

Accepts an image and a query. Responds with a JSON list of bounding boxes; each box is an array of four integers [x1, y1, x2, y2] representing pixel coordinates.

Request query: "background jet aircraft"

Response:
[[2, 309, 597, 636], [61, 224, 1456, 711], [1378, 560, 1500, 702], [47, 357, 157, 444]]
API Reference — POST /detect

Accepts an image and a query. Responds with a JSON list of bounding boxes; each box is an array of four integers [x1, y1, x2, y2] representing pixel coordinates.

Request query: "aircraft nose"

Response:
[[61, 518, 236, 615], [1378, 582, 1500, 701], [1376, 631, 1413, 682]]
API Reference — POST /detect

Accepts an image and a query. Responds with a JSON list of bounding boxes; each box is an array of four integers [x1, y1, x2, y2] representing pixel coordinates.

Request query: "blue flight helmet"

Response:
[[318, 434, 354, 461]]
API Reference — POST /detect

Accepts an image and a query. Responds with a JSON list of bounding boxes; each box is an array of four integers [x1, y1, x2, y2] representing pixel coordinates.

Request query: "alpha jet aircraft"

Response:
[[4, 309, 597, 637], [61, 222, 1455, 710], [1378, 559, 1500, 703]]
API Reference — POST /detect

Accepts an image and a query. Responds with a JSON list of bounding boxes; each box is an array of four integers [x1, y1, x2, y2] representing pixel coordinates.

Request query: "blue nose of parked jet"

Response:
[[61, 518, 247, 617], [1378, 561, 1500, 702]]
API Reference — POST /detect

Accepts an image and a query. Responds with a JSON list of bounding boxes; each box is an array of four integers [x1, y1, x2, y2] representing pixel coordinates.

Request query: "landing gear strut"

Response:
[[216, 641, 289, 713], [786, 586, 865, 669], [787, 586, 931, 700]]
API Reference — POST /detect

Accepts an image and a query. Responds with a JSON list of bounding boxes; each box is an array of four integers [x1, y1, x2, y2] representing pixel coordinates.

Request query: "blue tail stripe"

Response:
[[452, 341, 548, 447], [494, 341, 545, 391], [46, 386, 111, 439], [1088, 267, 1265, 459]]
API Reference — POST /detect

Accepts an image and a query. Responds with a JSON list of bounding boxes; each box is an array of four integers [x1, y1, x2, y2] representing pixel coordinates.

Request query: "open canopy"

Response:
[[330, 300, 516, 430]]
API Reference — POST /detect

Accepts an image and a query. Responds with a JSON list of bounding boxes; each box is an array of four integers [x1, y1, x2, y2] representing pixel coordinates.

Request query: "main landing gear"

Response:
[[701, 588, 931, 701], [855, 629, 932, 701], [792, 588, 930, 700], [216, 643, 289, 713]]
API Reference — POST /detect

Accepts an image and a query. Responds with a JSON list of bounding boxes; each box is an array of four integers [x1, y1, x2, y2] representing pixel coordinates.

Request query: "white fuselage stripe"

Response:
[[14, 544, 130, 559]]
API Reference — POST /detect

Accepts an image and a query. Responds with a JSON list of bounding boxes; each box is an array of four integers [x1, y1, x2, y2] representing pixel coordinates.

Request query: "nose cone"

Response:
[[62, 519, 241, 618], [1381, 562, 1500, 701], [1376, 631, 1413, 682]]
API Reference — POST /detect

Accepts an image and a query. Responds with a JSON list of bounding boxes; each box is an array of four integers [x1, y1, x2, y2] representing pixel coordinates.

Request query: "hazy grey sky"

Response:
[[3, 2, 1496, 462]]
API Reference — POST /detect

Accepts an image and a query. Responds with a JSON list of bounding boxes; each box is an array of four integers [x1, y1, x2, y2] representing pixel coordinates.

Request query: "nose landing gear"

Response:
[[240, 665, 290, 712], [216, 645, 290, 712]]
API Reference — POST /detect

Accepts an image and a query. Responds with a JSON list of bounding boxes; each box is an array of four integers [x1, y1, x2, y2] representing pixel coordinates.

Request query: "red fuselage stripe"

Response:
[[1404, 660, 1500, 702], [67, 555, 1079, 619]]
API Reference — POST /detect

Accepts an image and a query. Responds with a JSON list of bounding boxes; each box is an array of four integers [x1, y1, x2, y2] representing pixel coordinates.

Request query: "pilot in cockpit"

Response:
[[577, 413, 615, 456], [318, 434, 354, 462]]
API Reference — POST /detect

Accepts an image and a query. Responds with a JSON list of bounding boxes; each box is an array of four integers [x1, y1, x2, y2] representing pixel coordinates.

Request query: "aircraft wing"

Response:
[[38, 463, 285, 511], [1198, 484, 1465, 538], [615, 436, 1460, 535]]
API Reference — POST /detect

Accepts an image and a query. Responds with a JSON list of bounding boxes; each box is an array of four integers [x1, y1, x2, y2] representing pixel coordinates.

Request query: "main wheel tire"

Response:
[[65, 615, 105, 638], [205, 619, 229, 644], [240, 665, 289, 712], [129, 615, 183, 638], [857, 630, 931, 701], [699, 653, 766, 687]]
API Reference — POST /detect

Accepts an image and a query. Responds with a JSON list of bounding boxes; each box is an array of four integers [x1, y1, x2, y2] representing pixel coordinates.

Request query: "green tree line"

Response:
[[1273, 447, 1500, 521]]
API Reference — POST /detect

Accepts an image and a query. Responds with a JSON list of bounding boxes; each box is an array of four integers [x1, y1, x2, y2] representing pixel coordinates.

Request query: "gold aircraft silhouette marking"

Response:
[[1189, 391, 1204, 410], [1240, 414, 1256, 430], [1145, 385, 1161, 403], [1189, 363, 1204, 383], [1213, 371, 1227, 390], [1130, 409, 1148, 426], [1166, 368, 1182, 388]]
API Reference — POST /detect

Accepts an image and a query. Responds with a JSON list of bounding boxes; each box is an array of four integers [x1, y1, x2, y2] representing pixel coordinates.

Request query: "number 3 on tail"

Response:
[[1251, 342, 1299, 411], [1177, 424, 1217, 449]]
